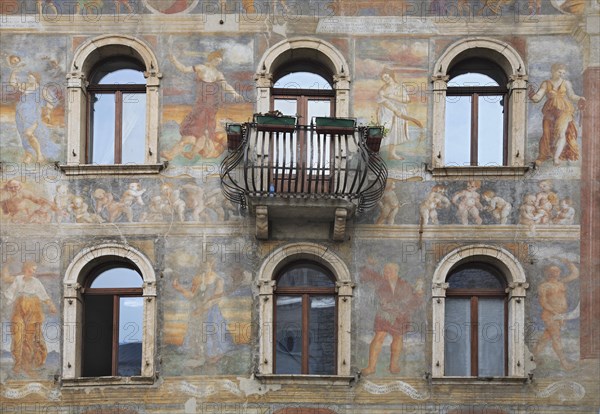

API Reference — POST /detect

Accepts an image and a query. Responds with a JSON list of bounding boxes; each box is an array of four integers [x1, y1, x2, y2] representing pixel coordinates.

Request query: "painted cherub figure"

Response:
[[535, 180, 559, 224], [419, 184, 450, 225], [70, 196, 104, 223], [54, 184, 74, 223], [121, 182, 146, 206], [519, 194, 545, 233], [93, 188, 132, 222], [452, 181, 483, 225], [482, 190, 512, 225], [375, 180, 402, 225], [553, 198, 575, 225]]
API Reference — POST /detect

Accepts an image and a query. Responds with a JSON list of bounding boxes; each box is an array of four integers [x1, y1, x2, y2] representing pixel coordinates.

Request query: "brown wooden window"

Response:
[[444, 263, 508, 377], [274, 262, 337, 375], [83, 264, 144, 377], [87, 61, 146, 164], [445, 59, 508, 167]]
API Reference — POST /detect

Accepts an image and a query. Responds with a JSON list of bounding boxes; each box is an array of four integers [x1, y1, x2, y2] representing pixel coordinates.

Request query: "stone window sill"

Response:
[[428, 165, 530, 180], [61, 376, 155, 387], [254, 374, 356, 386], [58, 163, 166, 176], [431, 376, 529, 385]]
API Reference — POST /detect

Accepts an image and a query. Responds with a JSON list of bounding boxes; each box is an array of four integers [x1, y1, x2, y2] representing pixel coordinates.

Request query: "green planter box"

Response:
[[366, 127, 384, 152], [226, 123, 243, 151], [314, 117, 356, 134], [254, 115, 296, 132]]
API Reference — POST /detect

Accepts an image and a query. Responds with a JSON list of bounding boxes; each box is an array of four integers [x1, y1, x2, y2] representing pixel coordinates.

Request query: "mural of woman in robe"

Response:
[[529, 63, 586, 166]]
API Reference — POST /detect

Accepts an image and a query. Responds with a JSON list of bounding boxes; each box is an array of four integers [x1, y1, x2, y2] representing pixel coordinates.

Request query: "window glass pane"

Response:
[[90, 267, 143, 288], [273, 99, 297, 173], [478, 95, 504, 166], [121, 93, 146, 164], [83, 295, 113, 377], [449, 73, 499, 87], [309, 296, 335, 375], [478, 298, 505, 377], [274, 72, 332, 90], [307, 100, 332, 173], [118, 296, 143, 376], [91, 92, 116, 164], [273, 98, 298, 117], [445, 298, 471, 376], [278, 264, 335, 288], [98, 69, 145, 85], [447, 266, 505, 290], [275, 296, 303, 374], [307, 100, 331, 119], [445, 95, 471, 166]]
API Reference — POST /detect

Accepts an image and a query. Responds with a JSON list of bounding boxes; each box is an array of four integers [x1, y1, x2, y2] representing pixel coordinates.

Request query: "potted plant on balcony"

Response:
[[226, 123, 243, 151], [254, 110, 296, 132], [314, 116, 356, 135]]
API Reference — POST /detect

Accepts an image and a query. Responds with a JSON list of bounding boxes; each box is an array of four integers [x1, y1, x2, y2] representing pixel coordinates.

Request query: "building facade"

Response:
[[1, 0, 599, 412]]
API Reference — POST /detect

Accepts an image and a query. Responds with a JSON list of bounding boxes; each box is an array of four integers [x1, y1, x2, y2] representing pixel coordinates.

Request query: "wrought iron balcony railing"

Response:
[[220, 119, 388, 215]]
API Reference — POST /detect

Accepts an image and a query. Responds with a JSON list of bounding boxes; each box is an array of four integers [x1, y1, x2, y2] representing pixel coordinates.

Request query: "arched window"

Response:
[[431, 245, 528, 378], [445, 60, 508, 167], [83, 265, 143, 377], [65, 35, 161, 171], [62, 244, 157, 384], [444, 263, 507, 377], [431, 38, 528, 175], [88, 64, 146, 164], [274, 262, 337, 375], [257, 243, 354, 379]]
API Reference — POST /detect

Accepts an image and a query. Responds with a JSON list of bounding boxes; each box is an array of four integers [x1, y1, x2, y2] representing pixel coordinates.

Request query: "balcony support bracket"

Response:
[[333, 208, 348, 241], [255, 205, 269, 240]]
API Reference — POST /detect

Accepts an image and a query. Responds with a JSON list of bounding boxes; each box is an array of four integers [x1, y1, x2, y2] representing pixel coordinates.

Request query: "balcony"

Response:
[[220, 117, 388, 240]]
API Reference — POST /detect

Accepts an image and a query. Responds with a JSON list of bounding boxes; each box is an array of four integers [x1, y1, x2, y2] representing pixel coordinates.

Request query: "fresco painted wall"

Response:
[[1, 1, 598, 412]]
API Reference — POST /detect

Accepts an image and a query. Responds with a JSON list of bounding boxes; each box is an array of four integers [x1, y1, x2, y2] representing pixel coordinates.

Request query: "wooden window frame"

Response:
[[82, 267, 143, 377], [445, 263, 508, 377], [272, 263, 338, 375], [87, 80, 146, 164], [446, 84, 508, 167]]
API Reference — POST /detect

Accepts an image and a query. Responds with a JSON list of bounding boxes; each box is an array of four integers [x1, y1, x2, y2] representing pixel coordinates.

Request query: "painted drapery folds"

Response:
[[1, 1, 598, 413]]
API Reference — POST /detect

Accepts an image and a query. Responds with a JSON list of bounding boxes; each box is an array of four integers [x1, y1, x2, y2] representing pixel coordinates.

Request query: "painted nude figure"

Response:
[[553, 198, 575, 225], [452, 181, 483, 225], [420, 185, 450, 225], [534, 258, 579, 370], [482, 190, 512, 225], [375, 180, 402, 225], [0, 180, 57, 223], [535, 180, 559, 224]]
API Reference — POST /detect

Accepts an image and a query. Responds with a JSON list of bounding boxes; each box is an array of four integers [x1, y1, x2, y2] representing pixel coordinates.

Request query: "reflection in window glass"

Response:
[[478, 96, 504, 166], [92, 93, 116, 164], [275, 296, 303, 374], [309, 296, 335, 375], [478, 298, 505, 377], [274, 72, 332, 90], [90, 267, 143, 288], [98, 69, 145, 85], [445, 298, 471, 376], [445, 95, 471, 166], [122, 93, 147, 164], [118, 296, 143, 376]]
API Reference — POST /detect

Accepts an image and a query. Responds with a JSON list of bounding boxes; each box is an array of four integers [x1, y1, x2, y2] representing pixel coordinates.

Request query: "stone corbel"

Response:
[[431, 74, 449, 91], [143, 280, 157, 296], [508, 73, 528, 90], [66, 71, 87, 89], [254, 70, 273, 88], [432, 282, 449, 298], [332, 208, 347, 241], [257, 280, 276, 296], [506, 281, 529, 299], [255, 205, 269, 240], [145, 70, 162, 87], [333, 72, 350, 90], [64, 283, 82, 301]]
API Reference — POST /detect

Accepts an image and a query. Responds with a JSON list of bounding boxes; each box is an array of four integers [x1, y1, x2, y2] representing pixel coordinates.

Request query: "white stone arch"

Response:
[[255, 38, 351, 117], [431, 244, 528, 378], [62, 243, 157, 381], [66, 35, 161, 166], [257, 242, 354, 376], [431, 37, 528, 170]]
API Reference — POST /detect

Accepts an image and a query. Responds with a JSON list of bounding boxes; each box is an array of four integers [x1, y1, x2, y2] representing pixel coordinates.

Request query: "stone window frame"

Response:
[[431, 244, 528, 379], [62, 243, 157, 386], [256, 242, 354, 381], [62, 35, 163, 175], [430, 38, 529, 179], [255, 37, 351, 118]]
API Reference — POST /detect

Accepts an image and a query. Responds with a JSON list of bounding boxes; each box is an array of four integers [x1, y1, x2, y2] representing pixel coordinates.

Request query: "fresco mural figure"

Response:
[[0, 180, 57, 223], [529, 0, 542, 14], [92, 188, 133, 222], [553, 197, 575, 224], [535, 180, 559, 223], [121, 182, 147, 207], [53, 184, 74, 223], [375, 180, 403, 225], [519, 194, 545, 233], [3, 261, 56, 376], [70, 196, 104, 223], [172, 257, 235, 364], [8, 56, 60, 163], [534, 258, 579, 370], [161, 49, 243, 161], [477, 0, 514, 15], [482, 190, 512, 225], [376, 69, 422, 160], [529, 63, 586, 166], [452, 181, 483, 225], [420, 184, 450, 225], [361, 262, 423, 375]]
